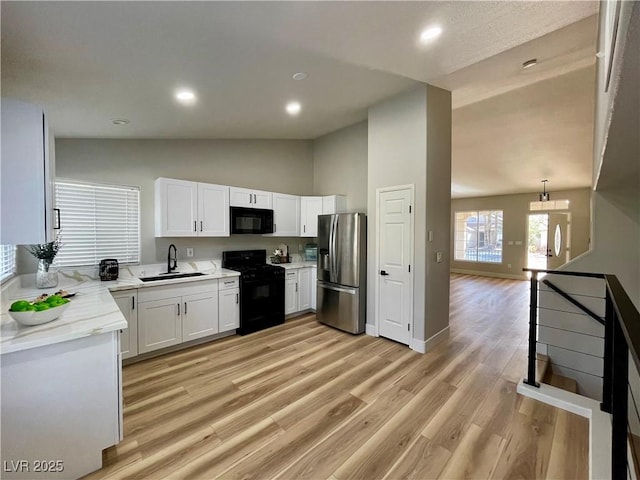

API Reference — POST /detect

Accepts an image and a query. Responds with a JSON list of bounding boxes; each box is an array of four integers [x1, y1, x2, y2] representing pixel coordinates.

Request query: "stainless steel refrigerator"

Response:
[[317, 213, 366, 334]]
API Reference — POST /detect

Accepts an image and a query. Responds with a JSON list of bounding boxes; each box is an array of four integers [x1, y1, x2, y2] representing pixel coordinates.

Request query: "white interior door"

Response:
[[547, 212, 570, 270], [377, 186, 413, 345]]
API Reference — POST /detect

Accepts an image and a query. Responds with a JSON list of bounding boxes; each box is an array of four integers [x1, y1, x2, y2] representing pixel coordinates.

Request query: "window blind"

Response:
[[54, 180, 140, 267], [0, 244, 16, 282]]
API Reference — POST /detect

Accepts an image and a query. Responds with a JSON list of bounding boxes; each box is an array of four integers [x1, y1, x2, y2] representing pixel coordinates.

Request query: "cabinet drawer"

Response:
[[219, 277, 239, 290], [138, 279, 218, 303]]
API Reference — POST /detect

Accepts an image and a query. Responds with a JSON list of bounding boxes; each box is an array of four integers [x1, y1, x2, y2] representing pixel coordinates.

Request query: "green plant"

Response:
[[25, 237, 61, 264]]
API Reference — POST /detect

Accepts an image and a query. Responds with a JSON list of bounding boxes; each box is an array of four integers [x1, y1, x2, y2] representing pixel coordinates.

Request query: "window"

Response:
[[529, 199, 570, 211], [54, 179, 140, 267], [454, 210, 503, 263], [0, 244, 16, 282]]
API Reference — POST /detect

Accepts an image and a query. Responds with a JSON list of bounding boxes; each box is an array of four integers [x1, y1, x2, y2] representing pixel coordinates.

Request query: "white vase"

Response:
[[36, 259, 58, 289]]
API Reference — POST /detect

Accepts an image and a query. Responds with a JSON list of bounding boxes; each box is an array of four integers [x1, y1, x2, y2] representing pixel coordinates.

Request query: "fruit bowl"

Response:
[[8, 302, 70, 326]]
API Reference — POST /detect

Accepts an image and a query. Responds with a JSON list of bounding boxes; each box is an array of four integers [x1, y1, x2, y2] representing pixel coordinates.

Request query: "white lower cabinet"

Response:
[[298, 267, 312, 311], [137, 279, 219, 354], [112, 290, 138, 360], [138, 297, 183, 354], [1, 332, 121, 479], [115, 277, 241, 359], [285, 267, 314, 315], [182, 290, 219, 342], [219, 288, 240, 331], [285, 270, 299, 315]]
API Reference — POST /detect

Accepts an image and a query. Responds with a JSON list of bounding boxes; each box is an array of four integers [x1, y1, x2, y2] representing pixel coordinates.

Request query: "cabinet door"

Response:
[[229, 186, 254, 208], [219, 288, 240, 332], [298, 267, 312, 311], [311, 267, 317, 311], [272, 193, 300, 236], [112, 291, 138, 360], [155, 178, 197, 236], [138, 297, 182, 354], [322, 195, 347, 214], [252, 189, 273, 209], [301, 197, 323, 237], [1, 99, 50, 244], [285, 270, 298, 315], [182, 291, 219, 342], [198, 183, 230, 236]]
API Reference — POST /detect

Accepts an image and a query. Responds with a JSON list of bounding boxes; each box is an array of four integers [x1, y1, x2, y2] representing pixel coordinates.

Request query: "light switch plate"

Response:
[[436, 252, 443, 263], [186, 248, 194, 257]]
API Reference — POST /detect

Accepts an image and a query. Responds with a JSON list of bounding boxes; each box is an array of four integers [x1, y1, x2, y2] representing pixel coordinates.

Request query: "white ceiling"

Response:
[[1, 1, 599, 197]]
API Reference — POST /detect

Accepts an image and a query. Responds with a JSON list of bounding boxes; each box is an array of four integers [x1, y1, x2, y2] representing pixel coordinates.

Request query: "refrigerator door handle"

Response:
[[318, 281, 356, 295], [330, 215, 339, 283]]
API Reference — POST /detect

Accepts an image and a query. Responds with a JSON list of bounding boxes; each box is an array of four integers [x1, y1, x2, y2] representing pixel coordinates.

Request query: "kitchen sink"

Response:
[[139, 272, 205, 282]]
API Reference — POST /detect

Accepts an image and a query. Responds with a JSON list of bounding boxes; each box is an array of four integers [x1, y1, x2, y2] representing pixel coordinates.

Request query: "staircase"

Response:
[[517, 268, 640, 480], [542, 363, 579, 394]]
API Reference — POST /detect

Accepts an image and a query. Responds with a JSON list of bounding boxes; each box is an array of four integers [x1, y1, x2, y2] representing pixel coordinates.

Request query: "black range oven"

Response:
[[222, 249, 284, 335]]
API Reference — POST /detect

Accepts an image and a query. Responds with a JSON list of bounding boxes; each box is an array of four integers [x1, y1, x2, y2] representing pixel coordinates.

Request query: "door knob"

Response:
[[380, 270, 389, 276]]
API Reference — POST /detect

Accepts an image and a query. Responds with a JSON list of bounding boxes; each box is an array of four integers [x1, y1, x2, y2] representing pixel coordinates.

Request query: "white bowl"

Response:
[[8, 302, 70, 326]]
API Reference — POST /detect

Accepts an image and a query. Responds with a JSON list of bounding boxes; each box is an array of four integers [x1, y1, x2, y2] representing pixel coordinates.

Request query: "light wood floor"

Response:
[[84, 274, 588, 480]]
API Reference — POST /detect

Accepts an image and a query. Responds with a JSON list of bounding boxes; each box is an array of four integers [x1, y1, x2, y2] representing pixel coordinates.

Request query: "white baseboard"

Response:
[[451, 269, 527, 281], [412, 326, 450, 354], [517, 381, 611, 480], [365, 323, 378, 337]]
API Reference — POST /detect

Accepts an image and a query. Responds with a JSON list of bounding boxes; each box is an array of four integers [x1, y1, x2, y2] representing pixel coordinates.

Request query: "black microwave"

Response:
[[230, 207, 274, 234]]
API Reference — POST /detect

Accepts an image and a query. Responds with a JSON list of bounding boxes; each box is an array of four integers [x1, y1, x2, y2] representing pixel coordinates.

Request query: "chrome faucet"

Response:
[[167, 244, 178, 273]]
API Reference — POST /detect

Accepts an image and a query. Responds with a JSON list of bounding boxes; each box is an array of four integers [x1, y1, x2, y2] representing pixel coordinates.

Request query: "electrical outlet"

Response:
[[186, 248, 194, 257], [508, 263, 512, 269]]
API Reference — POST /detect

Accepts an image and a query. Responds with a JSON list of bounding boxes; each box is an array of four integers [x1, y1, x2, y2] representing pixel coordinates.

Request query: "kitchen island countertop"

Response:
[[0, 267, 240, 355], [273, 261, 317, 270]]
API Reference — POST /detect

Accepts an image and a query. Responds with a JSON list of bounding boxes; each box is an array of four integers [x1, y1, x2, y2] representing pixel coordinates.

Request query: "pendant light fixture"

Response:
[[539, 179, 550, 202]]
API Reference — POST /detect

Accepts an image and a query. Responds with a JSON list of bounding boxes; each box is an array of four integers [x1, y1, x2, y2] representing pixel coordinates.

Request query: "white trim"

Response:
[[412, 326, 450, 353], [517, 381, 611, 480], [365, 323, 379, 337], [375, 184, 415, 346], [450, 268, 527, 281]]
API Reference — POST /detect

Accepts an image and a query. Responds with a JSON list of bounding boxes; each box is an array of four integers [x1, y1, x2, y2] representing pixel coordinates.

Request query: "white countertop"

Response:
[[274, 261, 317, 270], [0, 264, 240, 355]]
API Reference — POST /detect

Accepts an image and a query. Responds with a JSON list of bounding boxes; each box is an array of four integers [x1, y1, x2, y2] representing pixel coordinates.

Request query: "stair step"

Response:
[[536, 353, 550, 384], [548, 373, 579, 393]]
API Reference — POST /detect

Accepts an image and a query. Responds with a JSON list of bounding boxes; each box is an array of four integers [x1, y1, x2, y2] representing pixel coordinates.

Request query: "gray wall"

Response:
[[451, 188, 591, 279], [53, 139, 314, 266], [312, 121, 368, 213], [424, 85, 452, 341], [367, 85, 452, 348]]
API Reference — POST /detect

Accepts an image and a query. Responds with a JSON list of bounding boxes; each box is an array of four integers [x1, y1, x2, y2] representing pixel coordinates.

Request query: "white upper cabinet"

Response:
[[271, 193, 300, 237], [299, 195, 346, 238], [155, 178, 229, 237], [198, 183, 230, 236], [1, 98, 56, 244], [322, 195, 347, 215], [155, 178, 197, 237], [300, 196, 323, 237], [229, 186, 272, 209]]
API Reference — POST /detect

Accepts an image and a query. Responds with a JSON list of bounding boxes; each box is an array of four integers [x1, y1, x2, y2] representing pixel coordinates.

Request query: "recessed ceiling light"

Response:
[[522, 58, 538, 69], [292, 72, 308, 81], [175, 89, 196, 103], [112, 118, 129, 125], [286, 101, 301, 116], [420, 26, 442, 43]]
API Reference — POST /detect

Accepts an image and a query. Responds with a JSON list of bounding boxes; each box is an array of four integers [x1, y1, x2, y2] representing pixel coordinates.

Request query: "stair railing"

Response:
[[523, 268, 640, 480]]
